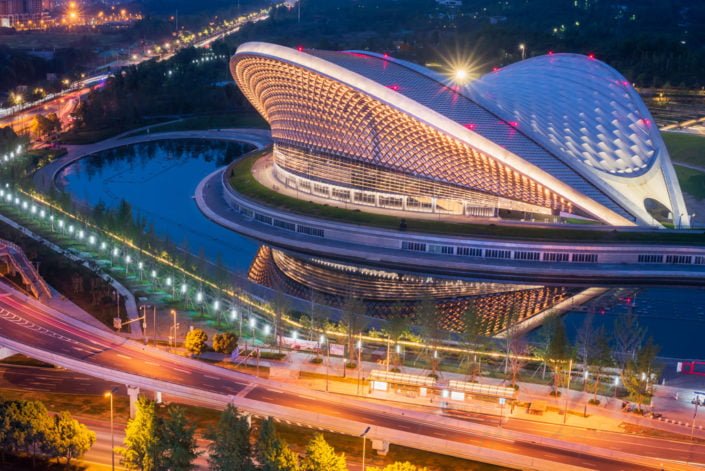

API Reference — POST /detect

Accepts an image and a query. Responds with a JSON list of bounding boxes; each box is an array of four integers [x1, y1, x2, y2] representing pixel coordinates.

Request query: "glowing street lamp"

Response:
[[519, 43, 526, 60]]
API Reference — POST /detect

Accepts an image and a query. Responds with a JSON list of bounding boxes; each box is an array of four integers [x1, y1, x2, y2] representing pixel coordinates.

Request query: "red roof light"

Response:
[[296, 46, 304, 52], [588, 53, 595, 60]]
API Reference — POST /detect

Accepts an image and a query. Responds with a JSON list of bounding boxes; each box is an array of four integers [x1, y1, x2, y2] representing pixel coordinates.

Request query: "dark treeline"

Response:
[[0, 44, 97, 95], [230, 0, 705, 88], [71, 45, 252, 132]]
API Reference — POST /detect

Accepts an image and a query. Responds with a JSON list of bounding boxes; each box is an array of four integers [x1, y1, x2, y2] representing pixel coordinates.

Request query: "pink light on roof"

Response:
[[508, 121, 519, 127], [296, 46, 304, 52], [387, 84, 400, 91], [641, 118, 651, 126], [464, 123, 477, 130], [588, 53, 595, 60], [548, 50, 554, 56], [492, 67, 500, 72]]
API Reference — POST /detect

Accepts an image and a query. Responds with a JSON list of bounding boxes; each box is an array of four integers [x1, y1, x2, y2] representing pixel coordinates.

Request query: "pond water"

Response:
[[56, 139, 705, 359], [56, 139, 260, 273]]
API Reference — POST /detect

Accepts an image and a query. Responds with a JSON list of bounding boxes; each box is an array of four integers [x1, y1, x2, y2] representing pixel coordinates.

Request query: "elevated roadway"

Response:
[[0, 282, 702, 470]]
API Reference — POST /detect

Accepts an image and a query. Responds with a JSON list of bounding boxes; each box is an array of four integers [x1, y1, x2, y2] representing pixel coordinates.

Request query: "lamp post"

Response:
[[104, 387, 118, 471], [519, 43, 526, 60], [170, 309, 177, 349], [320, 334, 329, 392], [357, 335, 363, 395], [360, 426, 371, 471], [563, 358, 573, 424], [692, 394, 702, 442]]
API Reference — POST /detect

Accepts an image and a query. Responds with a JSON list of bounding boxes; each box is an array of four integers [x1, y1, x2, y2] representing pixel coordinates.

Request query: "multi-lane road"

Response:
[[0, 282, 703, 470]]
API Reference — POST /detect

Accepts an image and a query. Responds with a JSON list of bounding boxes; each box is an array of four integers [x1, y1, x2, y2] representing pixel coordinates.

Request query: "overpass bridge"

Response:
[[0, 281, 701, 470]]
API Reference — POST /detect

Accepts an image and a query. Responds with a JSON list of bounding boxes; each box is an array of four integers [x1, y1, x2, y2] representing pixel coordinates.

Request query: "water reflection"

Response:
[[249, 246, 580, 336], [55, 139, 705, 358]]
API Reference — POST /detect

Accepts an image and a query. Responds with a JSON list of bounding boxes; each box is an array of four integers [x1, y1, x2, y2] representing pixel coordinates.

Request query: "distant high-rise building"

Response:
[[0, 0, 51, 26]]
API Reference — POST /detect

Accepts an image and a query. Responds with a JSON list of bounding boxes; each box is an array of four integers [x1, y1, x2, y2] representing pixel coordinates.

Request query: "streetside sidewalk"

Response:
[[225, 346, 705, 440]]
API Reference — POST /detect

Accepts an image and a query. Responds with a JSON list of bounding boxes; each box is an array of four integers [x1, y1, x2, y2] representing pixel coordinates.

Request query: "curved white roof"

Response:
[[232, 42, 691, 228], [467, 54, 656, 176]]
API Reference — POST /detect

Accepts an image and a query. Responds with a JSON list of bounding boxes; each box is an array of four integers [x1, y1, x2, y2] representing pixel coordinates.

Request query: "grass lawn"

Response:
[[0, 388, 130, 422], [229, 150, 705, 245], [663, 132, 705, 167], [0, 354, 54, 368], [675, 165, 705, 200], [125, 113, 268, 137], [60, 117, 169, 145]]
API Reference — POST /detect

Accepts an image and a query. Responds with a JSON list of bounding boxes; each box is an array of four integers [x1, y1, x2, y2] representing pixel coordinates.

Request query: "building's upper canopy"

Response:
[[231, 42, 690, 228]]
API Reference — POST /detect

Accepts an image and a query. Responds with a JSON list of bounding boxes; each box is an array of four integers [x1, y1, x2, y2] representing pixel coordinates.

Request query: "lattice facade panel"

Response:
[[233, 55, 572, 213]]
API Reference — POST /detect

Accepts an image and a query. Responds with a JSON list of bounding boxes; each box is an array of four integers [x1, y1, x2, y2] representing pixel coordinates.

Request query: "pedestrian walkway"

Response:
[[223, 346, 705, 440], [0, 212, 142, 337]]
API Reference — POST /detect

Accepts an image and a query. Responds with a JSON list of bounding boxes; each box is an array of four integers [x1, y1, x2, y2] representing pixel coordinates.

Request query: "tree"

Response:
[[576, 314, 600, 390], [119, 395, 158, 471], [5, 400, 51, 468], [341, 295, 366, 364], [503, 303, 521, 375], [368, 462, 430, 471], [184, 328, 208, 356], [622, 338, 660, 410], [206, 404, 253, 471], [612, 309, 646, 369], [271, 290, 291, 353], [44, 411, 96, 465], [507, 335, 529, 387], [212, 332, 238, 355], [384, 310, 408, 371], [301, 434, 346, 471], [257, 417, 300, 471], [155, 406, 199, 471], [415, 297, 441, 375], [588, 327, 613, 402], [546, 319, 572, 394], [0, 400, 11, 463], [461, 301, 484, 381]]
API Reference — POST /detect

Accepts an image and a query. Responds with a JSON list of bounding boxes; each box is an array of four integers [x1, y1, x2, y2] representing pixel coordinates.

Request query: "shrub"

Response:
[[588, 398, 601, 406], [549, 390, 561, 397], [345, 361, 357, 369], [310, 357, 323, 364], [184, 329, 208, 357], [212, 332, 238, 355]]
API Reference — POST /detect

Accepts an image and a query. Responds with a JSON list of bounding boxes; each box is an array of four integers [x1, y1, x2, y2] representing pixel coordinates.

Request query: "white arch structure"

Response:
[[231, 42, 689, 228]]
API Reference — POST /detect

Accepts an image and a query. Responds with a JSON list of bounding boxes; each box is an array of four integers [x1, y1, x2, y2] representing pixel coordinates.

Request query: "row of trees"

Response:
[[122, 398, 427, 471], [0, 399, 95, 467]]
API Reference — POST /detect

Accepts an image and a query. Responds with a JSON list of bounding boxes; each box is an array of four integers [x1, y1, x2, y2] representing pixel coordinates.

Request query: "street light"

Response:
[[104, 387, 119, 471], [519, 43, 526, 60], [170, 309, 178, 349], [360, 426, 371, 471]]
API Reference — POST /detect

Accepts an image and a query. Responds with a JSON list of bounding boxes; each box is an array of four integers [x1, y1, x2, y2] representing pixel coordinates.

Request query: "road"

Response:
[[0, 283, 703, 469], [0, 6, 274, 132]]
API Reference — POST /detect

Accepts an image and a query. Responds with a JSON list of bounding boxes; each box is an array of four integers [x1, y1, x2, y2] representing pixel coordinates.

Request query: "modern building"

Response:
[[0, 0, 51, 26], [231, 42, 689, 228]]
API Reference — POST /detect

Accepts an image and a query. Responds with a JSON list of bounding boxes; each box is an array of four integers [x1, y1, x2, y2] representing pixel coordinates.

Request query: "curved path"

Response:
[[0, 279, 698, 470]]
